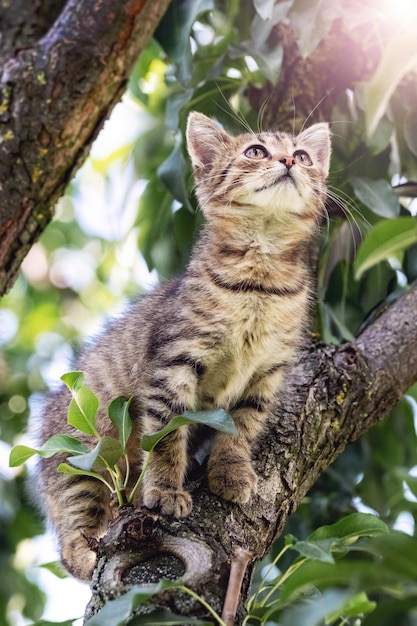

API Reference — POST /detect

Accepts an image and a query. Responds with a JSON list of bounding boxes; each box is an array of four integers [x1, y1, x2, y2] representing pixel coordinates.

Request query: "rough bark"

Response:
[[84, 283, 417, 625], [0, 0, 172, 296], [247, 19, 389, 132], [0, 0, 66, 63]]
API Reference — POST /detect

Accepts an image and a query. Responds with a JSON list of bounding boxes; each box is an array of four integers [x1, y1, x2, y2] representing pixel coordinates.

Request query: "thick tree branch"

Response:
[[0, 0, 66, 63], [84, 283, 417, 623], [0, 0, 171, 296]]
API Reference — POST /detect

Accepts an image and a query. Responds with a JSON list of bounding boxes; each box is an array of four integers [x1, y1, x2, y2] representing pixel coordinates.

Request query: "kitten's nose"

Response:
[[279, 155, 295, 169]]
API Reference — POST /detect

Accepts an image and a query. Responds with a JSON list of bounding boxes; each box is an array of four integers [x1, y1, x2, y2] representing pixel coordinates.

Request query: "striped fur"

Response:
[[37, 112, 331, 579]]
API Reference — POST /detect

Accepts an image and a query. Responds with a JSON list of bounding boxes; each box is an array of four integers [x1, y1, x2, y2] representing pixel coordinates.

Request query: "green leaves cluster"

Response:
[[10, 372, 132, 507], [245, 514, 417, 626], [9, 372, 236, 509]]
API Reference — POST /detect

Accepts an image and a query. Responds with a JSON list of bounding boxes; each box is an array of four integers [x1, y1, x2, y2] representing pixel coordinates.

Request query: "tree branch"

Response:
[[0, 0, 67, 65], [85, 283, 417, 623], [0, 0, 172, 296], [222, 547, 254, 626]]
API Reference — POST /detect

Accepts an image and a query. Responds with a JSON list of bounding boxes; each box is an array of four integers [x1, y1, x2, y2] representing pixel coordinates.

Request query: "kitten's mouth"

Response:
[[255, 172, 296, 193]]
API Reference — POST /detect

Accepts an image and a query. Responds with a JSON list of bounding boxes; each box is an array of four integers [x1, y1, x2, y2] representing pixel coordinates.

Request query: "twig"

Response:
[[221, 546, 254, 626]]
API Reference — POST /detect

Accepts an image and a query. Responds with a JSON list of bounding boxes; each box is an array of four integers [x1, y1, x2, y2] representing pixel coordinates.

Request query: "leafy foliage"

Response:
[[10, 372, 236, 509], [2, 0, 417, 624]]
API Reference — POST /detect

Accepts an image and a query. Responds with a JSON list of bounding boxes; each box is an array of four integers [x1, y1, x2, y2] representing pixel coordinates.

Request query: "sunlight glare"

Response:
[[384, 0, 417, 27]]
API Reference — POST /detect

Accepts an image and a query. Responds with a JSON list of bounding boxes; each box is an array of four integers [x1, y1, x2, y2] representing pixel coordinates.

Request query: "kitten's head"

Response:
[[186, 112, 331, 227]]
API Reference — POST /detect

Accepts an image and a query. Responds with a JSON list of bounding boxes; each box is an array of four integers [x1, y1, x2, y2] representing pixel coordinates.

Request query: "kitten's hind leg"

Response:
[[44, 473, 112, 580]]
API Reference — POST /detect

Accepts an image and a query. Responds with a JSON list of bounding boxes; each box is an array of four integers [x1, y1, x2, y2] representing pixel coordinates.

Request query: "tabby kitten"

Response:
[[37, 112, 331, 580]]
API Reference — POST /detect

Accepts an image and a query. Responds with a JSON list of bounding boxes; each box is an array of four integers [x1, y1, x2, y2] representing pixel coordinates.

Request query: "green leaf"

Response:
[[61, 371, 100, 435], [108, 397, 133, 451], [182, 409, 238, 434], [326, 591, 376, 623], [404, 109, 417, 158], [95, 436, 124, 468], [156, 0, 214, 86], [85, 580, 181, 626], [358, 262, 397, 315], [285, 533, 297, 546], [403, 241, 417, 282], [309, 513, 388, 543], [253, 0, 277, 21], [350, 177, 399, 218], [279, 559, 393, 605], [289, 0, 343, 58], [354, 217, 417, 280], [158, 134, 193, 210], [57, 463, 107, 483], [371, 531, 417, 579], [291, 538, 338, 564], [364, 33, 417, 137], [39, 434, 90, 458], [140, 415, 193, 452], [30, 617, 80, 626], [280, 589, 355, 626], [320, 302, 356, 343], [68, 436, 123, 471], [9, 445, 38, 466], [67, 387, 99, 436], [361, 595, 417, 625], [141, 409, 237, 452], [61, 371, 85, 392], [252, 42, 284, 86], [402, 473, 417, 500], [39, 561, 69, 579]]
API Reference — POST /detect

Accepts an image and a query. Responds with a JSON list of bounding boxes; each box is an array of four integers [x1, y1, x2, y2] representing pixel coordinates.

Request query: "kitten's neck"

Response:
[[191, 215, 316, 290], [205, 210, 318, 259]]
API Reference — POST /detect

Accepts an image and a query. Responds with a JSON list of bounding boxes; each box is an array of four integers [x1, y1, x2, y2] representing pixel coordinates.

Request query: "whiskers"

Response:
[[322, 183, 370, 257], [214, 89, 255, 135], [257, 94, 273, 133], [299, 91, 334, 134]]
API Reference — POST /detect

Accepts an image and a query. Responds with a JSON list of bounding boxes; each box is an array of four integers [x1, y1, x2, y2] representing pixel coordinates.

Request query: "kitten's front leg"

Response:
[[207, 397, 271, 504], [140, 364, 199, 517], [142, 423, 192, 517]]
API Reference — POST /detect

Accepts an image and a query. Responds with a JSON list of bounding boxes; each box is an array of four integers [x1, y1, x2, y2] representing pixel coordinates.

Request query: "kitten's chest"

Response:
[[198, 293, 305, 406], [227, 296, 278, 352]]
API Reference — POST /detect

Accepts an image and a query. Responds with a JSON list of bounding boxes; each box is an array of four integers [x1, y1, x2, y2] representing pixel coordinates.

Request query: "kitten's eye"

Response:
[[244, 145, 269, 159], [293, 150, 313, 166]]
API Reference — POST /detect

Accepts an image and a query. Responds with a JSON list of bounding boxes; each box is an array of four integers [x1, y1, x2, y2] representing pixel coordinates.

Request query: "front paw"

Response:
[[208, 461, 258, 504], [143, 486, 192, 517]]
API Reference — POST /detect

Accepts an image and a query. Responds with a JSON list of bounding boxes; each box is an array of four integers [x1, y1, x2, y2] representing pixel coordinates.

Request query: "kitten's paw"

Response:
[[61, 535, 97, 580], [208, 461, 258, 504], [143, 486, 193, 518]]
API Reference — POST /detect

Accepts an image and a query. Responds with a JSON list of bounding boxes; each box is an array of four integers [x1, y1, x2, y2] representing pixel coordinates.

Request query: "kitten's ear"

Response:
[[186, 112, 231, 178], [298, 123, 331, 177]]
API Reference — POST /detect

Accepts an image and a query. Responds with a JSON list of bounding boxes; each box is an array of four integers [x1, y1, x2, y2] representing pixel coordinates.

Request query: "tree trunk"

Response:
[[0, 0, 172, 296], [84, 283, 417, 625]]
